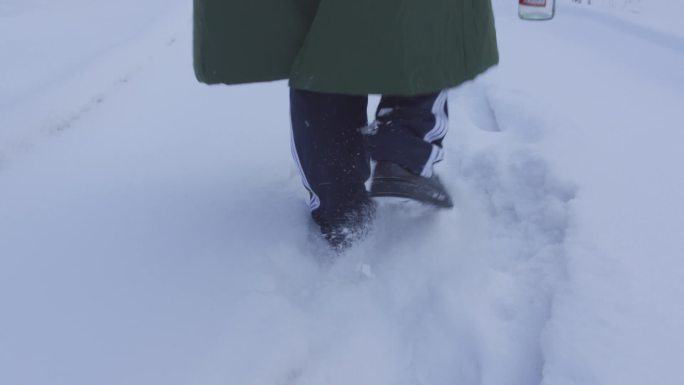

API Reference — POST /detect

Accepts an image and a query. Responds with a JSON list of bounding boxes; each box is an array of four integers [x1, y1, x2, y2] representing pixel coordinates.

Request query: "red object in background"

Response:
[[520, 0, 547, 7]]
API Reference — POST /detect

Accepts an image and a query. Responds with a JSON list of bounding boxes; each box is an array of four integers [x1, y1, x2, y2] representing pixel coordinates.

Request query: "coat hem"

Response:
[[287, 62, 499, 96]]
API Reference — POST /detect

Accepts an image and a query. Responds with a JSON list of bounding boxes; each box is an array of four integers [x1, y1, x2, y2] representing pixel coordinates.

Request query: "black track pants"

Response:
[[290, 88, 449, 226]]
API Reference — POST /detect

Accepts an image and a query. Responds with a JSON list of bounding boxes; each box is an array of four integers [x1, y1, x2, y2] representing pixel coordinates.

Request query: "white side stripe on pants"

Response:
[[423, 90, 449, 143], [421, 145, 445, 178], [421, 90, 449, 177], [289, 125, 321, 211]]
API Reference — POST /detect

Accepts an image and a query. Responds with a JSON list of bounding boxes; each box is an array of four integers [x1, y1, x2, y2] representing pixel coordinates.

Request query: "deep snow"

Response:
[[1, 1, 683, 385]]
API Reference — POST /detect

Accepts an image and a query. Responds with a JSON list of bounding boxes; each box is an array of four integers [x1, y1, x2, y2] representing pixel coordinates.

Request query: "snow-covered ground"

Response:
[[561, 0, 684, 40], [1, 1, 682, 385]]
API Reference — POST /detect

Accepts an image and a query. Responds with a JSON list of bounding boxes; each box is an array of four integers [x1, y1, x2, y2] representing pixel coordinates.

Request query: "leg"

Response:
[[368, 90, 449, 177], [366, 90, 453, 207], [289, 88, 375, 249]]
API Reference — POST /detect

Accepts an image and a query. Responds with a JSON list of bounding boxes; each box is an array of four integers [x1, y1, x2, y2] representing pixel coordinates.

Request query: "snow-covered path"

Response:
[[1, 1, 683, 385], [489, 4, 684, 384]]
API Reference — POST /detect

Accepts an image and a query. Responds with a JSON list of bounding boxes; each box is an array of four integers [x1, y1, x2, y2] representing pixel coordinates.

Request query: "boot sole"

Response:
[[370, 178, 454, 209]]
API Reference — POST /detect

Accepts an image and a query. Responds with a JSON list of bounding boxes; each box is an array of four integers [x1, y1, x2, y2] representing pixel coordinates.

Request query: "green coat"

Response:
[[193, 0, 498, 96]]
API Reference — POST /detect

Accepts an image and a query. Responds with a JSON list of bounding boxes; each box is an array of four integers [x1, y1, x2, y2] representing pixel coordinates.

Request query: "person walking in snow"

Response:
[[193, 0, 499, 250]]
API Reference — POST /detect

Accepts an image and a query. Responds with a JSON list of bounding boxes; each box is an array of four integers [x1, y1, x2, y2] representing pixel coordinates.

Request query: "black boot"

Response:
[[315, 197, 376, 251], [370, 161, 453, 208]]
